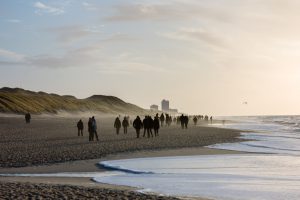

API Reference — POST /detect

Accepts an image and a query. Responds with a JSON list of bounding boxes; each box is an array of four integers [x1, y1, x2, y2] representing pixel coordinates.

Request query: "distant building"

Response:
[[150, 104, 159, 111], [161, 99, 169, 111]]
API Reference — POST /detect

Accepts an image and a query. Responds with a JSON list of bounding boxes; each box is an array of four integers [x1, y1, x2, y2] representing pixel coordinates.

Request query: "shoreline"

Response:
[[0, 147, 245, 200], [0, 147, 245, 174]]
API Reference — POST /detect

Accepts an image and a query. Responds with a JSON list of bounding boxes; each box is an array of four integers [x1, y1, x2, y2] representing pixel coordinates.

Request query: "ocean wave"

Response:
[[99, 161, 154, 174], [241, 143, 300, 152]]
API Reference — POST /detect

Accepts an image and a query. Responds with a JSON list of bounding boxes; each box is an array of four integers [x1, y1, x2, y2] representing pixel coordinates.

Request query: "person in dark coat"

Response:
[[114, 117, 121, 134], [77, 119, 84, 136], [25, 113, 31, 123], [133, 116, 143, 138], [92, 116, 99, 141], [153, 114, 160, 136], [160, 113, 165, 127], [143, 116, 148, 137], [193, 116, 198, 126], [148, 116, 154, 138], [179, 114, 185, 129], [122, 117, 129, 134], [166, 114, 171, 126], [184, 116, 189, 129], [88, 117, 93, 141]]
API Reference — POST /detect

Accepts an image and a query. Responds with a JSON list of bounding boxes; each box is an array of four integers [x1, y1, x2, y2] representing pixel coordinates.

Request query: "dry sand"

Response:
[[0, 115, 242, 199]]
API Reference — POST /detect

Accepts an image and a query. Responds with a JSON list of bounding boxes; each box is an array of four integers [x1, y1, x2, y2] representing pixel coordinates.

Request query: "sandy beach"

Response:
[[0, 115, 242, 199]]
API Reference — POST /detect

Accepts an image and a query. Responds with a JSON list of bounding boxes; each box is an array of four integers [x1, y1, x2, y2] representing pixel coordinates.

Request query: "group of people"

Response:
[[114, 115, 160, 138], [113, 116, 130, 134], [192, 115, 213, 125], [76, 113, 213, 141]]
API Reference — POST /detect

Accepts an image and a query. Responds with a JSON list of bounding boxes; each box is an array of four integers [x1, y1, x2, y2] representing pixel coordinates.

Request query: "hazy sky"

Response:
[[1, 0, 300, 116]]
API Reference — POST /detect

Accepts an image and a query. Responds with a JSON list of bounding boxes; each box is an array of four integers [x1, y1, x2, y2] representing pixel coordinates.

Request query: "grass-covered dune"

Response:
[[0, 87, 145, 114]]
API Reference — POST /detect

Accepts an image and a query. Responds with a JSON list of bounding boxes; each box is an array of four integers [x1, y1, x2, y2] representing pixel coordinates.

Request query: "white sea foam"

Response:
[[209, 115, 300, 155], [94, 154, 300, 200]]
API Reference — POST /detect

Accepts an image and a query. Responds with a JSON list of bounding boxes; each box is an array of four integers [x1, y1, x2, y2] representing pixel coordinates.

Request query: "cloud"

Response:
[[0, 48, 25, 61], [46, 25, 101, 44], [0, 61, 24, 66], [0, 48, 27, 67], [105, 1, 233, 22], [106, 2, 198, 22], [5, 19, 21, 23], [102, 33, 137, 43], [82, 2, 98, 11], [27, 45, 103, 68], [0, 45, 164, 74], [34, 1, 64, 15], [161, 28, 227, 49]]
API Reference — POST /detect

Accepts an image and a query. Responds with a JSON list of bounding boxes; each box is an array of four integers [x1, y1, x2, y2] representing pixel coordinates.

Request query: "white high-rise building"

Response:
[[161, 99, 169, 111]]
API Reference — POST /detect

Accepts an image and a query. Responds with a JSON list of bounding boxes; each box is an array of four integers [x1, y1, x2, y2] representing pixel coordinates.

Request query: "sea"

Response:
[[93, 115, 300, 200], [4, 115, 300, 200]]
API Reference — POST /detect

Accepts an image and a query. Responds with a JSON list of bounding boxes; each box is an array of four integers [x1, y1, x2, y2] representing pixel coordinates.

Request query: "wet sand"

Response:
[[0, 115, 242, 199]]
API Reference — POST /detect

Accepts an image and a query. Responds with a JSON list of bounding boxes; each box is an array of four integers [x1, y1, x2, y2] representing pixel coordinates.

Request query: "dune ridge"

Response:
[[0, 87, 145, 114]]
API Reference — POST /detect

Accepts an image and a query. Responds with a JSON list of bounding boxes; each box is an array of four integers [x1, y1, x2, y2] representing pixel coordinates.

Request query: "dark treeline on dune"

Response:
[[0, 87, 145, 115]]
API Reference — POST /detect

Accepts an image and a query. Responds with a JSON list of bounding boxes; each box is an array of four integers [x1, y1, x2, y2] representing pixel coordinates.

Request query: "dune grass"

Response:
[[0, 87, 145, 114]]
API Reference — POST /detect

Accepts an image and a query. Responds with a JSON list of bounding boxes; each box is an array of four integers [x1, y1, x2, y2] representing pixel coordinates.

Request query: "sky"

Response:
[[1, 0, 300, 116]]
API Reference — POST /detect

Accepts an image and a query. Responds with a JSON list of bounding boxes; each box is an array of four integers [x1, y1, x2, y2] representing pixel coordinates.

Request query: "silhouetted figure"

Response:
[[143, 116, 148, 137], [177, 116, 180, 125], [210, 116, 213, 124], [173, 117, 177, 124], [179, 114, 185, 129], [153, 114, 160, 136], [77, 119, 84, 136], [193, 116, 198, 126], [148, 116, 154, 138], [114, 117, 121, 134], [205, 115, 209, 121], [160, 113, 165, 127], [92, 116, 99, 141], [166, 114, 170, 126], [25, 113, 31, 123], [88, 118, 93, 141], [133, 116, 143, 138], [184, 116, 189, 129], [122, 117, 129, 134]]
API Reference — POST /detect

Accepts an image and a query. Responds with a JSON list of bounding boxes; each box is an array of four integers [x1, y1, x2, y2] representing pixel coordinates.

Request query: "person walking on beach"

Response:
[[153, 114, 160, 136], [25, 113, 31, 123], [160, 113, 165, 127], [184, 116, 189, 129], [166, 114, 172, 126], [114, 117, 121, 134], [77, 119, 84, 136], [133, 116, 143, 138], [88, 118, 93, 141], [122, 117, 129, 134], [179, 114, 185, 129], [193, 116, 198, 126], [143, 116, 148, 137], [148, 116, 154, 138], [92, 116, 99, 141]]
